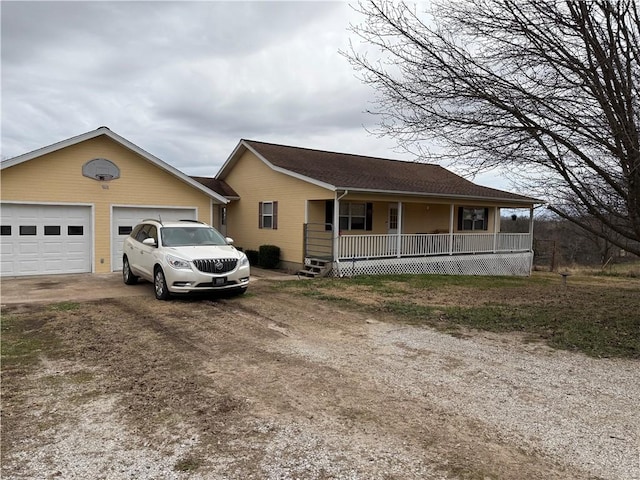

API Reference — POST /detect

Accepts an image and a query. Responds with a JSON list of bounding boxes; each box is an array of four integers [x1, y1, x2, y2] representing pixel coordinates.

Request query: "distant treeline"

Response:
[[501, 215, 639, 270]]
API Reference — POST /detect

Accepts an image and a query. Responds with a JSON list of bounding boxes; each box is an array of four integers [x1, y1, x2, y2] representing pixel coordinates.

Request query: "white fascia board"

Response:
[[214, 140, 246, 180], [336, 187, 541, 205], [221, 141, 336, 192], [268, 163, 336, 192], [103, 129, 228, 204], [2, 127, 228, 205], [1, 128, 107, 169]]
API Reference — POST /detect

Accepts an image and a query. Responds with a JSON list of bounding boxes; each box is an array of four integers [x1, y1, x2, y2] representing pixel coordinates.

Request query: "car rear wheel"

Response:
[[122, 256, 138, 285], [154, 267, 170, 300]]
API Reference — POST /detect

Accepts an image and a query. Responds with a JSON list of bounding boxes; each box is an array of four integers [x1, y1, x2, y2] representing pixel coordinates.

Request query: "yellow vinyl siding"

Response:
[[1, 136, 213, 273], [306, 200, 327, 225], [224, 150, 331, 266], [402, 203, 431, 233]]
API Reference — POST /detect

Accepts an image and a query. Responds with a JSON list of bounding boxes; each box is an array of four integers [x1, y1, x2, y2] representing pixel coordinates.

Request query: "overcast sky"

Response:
[[1, 1, 507, 189]]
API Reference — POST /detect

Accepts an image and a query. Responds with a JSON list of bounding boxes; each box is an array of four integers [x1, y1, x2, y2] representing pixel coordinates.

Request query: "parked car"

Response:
[[122, 219, 250, 300]]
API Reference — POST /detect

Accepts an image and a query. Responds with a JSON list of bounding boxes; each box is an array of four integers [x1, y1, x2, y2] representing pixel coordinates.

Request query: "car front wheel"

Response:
[[122, 256, 138, 285], [154, 267, 170, 300]]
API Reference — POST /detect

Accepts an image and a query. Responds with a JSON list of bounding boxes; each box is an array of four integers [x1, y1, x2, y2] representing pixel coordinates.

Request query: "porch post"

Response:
[[529, 206, 535, 251], [449, 204, 454, 255], [493, 207, 499, 253], [333, 191, 344, 262], [396, 202, 403, 258]]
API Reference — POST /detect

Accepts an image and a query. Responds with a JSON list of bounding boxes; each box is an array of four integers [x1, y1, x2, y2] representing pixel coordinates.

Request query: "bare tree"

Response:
[[345, 0, 640, 255]]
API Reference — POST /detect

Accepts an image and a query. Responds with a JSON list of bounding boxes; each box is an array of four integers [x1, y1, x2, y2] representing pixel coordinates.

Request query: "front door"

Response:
[[388, 204, 399, 255], [388, 204, 398, 234]]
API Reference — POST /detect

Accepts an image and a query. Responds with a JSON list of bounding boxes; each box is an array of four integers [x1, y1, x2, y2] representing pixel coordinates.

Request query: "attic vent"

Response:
[[82, 158, 120, 181]]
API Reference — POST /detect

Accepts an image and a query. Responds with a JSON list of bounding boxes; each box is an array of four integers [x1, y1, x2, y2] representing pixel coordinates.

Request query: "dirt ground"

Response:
[[1, 277, 638, 479]]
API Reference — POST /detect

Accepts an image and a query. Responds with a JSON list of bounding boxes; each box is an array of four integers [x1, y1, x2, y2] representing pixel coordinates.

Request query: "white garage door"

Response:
[[0, 203, 92, 276], [112, 206, 197, 271]]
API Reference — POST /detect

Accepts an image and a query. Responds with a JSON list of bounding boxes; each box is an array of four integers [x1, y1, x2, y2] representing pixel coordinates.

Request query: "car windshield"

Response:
[[161, 226, 227, 247]]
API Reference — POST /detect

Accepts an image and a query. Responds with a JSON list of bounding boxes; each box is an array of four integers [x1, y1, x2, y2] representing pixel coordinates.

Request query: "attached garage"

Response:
[[1, 127, 228, 277], [0, 203, 92, 276], [111, 206, 196, 270]]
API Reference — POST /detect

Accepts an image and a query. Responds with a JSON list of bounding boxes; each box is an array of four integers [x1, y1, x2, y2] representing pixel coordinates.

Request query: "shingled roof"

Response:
[[191, 176, 239, 199], [220, 140, 537, 204]]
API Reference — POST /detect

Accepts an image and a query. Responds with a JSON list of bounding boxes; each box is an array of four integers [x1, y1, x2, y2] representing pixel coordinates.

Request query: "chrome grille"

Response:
[[193, 258, 237, 274]]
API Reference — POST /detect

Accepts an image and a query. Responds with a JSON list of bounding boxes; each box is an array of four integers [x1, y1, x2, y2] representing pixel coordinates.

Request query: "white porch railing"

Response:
[[338, 232, 531, 260]]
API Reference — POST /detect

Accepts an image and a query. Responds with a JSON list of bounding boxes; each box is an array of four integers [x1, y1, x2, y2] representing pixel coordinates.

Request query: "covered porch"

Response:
[[302, 196, 535, 277]]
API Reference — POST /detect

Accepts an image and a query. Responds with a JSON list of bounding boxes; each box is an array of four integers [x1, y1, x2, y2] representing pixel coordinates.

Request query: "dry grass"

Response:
[[276, 271, 640, 359]]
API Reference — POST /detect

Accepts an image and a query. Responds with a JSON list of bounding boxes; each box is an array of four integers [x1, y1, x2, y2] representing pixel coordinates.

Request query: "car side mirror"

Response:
[[142, 237, 157, 247], [225, 237, 234, 245]]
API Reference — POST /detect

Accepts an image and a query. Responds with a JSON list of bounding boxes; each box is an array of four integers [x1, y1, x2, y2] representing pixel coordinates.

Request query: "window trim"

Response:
[[258, 201, 278, 230], [44, 225, 61, 236], [339, 202, 372, 231], [458, 207, 489, 231], [20, 225, 37, 236]]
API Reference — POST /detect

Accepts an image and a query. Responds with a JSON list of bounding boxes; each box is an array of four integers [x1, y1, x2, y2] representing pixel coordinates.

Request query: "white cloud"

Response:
[[1, 1, 514, 191], [2, 2, 381, 166]]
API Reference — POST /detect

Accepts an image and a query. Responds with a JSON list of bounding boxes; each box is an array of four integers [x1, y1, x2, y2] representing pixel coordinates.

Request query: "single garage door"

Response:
[[112, 206, 197, 271], [0, 203, 92, 276]]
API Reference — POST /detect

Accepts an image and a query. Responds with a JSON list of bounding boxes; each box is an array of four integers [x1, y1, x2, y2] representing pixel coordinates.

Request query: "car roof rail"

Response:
[[179, 219, 205, 224], [141, 218, 163, 225]]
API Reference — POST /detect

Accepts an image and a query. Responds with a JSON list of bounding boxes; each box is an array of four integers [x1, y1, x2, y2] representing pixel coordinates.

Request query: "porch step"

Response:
[[297, 258, 332, 278]]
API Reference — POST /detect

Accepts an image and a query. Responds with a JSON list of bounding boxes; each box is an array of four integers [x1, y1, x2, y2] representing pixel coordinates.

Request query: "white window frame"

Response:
[[460, 207, 488, 231], [259, 201, 277, 230], [339, 202, 367, 231]]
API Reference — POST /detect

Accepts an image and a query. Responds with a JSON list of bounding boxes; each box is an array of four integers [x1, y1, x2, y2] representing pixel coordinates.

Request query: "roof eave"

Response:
[[217, 140, 336, 192], [2, 127, 229, 204], [215, 140, 247, 180], [335, 187, 541, 204], [1, 128, 107, 169]]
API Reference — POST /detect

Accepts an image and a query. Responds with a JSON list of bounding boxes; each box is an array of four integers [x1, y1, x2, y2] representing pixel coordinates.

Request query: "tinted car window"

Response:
[[146, 225, 158, 242], [161, 227, 227, 247], [131, 224, 145, 241], [135, 226, 149, 242]]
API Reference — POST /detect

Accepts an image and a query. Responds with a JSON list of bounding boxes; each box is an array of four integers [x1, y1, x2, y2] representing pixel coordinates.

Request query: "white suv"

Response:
[[122, 219, 250, 300]]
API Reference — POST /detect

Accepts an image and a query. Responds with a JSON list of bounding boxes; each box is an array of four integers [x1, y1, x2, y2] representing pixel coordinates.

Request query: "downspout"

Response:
[[333, 190, 348, 269], [304, 199, 309, 224]]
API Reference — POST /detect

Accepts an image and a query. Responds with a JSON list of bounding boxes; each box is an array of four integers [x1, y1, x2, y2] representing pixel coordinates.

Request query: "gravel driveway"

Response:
[[1, 278, 638, 479]]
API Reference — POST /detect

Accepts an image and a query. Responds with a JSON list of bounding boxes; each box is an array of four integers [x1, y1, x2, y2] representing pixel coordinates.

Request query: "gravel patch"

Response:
[[2, 289, 638, 479], [280, 319, 639, 480]]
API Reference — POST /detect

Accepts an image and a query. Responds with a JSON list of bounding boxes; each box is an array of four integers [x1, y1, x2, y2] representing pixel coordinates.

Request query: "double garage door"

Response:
[[1, 204, 197, 276], [1, 204, 92, 276]]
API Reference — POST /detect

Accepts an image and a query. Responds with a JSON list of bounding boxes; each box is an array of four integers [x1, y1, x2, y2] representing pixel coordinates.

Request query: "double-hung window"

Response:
[[458, 207, 489, 231], [339, 202, 367, 230], [259, 201, 278, 229]]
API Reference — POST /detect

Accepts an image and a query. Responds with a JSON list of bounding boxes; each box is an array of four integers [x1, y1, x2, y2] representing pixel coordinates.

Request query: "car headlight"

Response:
[[166, 254, 191, 270], [239, 254, 249, 267]]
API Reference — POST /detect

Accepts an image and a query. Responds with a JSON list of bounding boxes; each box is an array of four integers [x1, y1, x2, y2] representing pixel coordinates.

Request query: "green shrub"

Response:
[[259, 245, 280, 269], [245, 249, 260, 266]]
